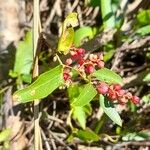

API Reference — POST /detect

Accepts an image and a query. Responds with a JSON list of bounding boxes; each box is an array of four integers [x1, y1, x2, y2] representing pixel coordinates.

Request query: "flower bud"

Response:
[[85, 64, 95, 74], [108, 88, 117, 100], [89, 54, 98, 62], [97, 61, 104, 68], [65, 58, 73, 65], [97, 82, 109, 94], [77, 48, 85, 56], [113, 84, 121, 91], [78, 58, 85, 66], [131, 96, 140, 104], [63, 72, 70, 81]]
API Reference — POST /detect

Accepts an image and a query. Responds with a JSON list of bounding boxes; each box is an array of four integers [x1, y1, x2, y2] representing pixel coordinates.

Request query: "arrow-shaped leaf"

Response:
[[13, 65, 64, 103]]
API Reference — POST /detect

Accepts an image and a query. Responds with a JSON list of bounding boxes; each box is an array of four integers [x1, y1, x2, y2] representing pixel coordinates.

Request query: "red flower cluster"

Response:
[[65, 47, 105, 75], [97, 82, 140, 104], [62, 47, 140, 105]]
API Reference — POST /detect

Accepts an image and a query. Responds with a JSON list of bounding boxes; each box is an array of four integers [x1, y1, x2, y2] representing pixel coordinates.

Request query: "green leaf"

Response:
[[76, 128, 100, 142], [63, 13, 78, 30], [58, 27, 74, 54], [68, 84, 81, 103], [99, 95, 122, 126], [122, 131, 150, 141], [88, 0, 101, 7], [13, 65, 64, 103], [72, 83, 97, 107], [13, 31, 33, 75], [92, 68, 122, 84], [135, 25, 150, 36], [101, 0, 115, 28], [21, 74, 32, 83], [142, 94, 150, 104], [104, 50, 115, 62], [73, 107, 86, 129], [136, 10, 150, 27], [0, 129, 11, 142], [74, 26, 94, 47], [143, 73, 150, 82], [58, 13, 78, 54]]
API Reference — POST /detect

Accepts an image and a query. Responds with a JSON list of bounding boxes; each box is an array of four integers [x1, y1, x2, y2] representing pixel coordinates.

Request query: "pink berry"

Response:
[[97, 61, 104, 68], [113, 84, 121, 91], [85, 64, 95, 74], [97, 82, 109, 94], [131, 96, 140, 104]]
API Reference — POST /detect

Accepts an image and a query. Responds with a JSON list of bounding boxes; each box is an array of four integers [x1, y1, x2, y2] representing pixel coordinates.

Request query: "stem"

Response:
[[33, 0, 42, 149], [55, 54, 64, 66]]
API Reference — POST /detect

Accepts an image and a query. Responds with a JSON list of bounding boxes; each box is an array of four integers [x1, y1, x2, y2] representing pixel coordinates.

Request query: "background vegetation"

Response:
[[0, 0, 150, 149]]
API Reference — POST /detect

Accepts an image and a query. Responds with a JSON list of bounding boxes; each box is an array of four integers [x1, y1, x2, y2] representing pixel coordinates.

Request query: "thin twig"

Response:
[[33, 0, 42, 149], [41, 129, 51, 150], [49, 131, 72, 150]]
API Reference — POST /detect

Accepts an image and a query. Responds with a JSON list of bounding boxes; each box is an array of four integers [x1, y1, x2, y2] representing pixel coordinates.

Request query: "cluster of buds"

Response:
[[96, 82, 140, 104], [65, 47, 105, 75]]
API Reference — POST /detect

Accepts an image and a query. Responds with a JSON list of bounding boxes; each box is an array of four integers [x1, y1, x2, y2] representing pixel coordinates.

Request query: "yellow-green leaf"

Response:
[[58, 13, 78, 54], [63, 13, 78, 33], [0, 129, 11, 142], [58, 27, 74, 54]]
